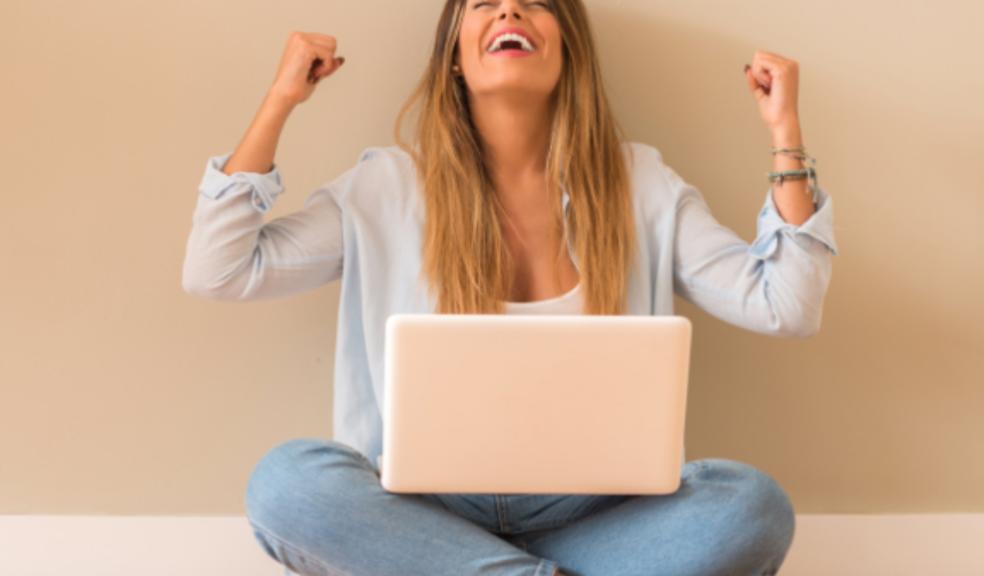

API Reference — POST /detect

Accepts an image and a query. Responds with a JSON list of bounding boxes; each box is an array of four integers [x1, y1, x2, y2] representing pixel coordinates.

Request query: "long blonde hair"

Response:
[[394, 0, 636, 315]]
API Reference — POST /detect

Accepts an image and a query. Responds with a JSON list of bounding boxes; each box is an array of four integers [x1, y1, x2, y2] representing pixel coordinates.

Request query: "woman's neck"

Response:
[[470, 93, 554, 192]]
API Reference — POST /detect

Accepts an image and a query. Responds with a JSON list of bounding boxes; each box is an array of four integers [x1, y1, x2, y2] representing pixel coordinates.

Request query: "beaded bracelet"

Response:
[[768, 166, 815, 185], [767, 146, 819, 204]]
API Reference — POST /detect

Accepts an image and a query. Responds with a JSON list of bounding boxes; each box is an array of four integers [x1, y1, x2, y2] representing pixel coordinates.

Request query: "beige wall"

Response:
[[2, 0, 981, 515]]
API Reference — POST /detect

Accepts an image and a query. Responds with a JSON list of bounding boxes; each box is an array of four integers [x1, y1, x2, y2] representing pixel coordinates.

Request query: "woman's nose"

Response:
[[497, 3, 523, 20]]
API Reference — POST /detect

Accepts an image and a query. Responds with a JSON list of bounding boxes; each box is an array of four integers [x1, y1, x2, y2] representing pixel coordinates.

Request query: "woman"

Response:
[[183, 0, 838, 574]]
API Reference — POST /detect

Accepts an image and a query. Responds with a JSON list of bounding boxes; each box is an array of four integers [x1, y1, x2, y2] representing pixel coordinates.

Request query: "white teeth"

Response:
[[488, 33, 535, 53]]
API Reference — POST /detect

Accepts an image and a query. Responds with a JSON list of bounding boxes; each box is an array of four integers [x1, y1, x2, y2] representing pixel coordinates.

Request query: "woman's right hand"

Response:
[[268, 31, 345, 108]]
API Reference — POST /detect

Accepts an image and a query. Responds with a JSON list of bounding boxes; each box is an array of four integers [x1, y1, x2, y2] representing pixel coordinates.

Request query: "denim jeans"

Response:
[[244, 438, 795, 576]]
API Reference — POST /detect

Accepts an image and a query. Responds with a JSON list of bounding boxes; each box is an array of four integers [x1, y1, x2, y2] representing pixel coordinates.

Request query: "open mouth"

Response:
[[487, 32, 536, 54]]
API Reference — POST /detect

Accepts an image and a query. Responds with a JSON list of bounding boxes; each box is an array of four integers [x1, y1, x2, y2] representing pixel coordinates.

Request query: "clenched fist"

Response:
[[269, 31, 346, 107], [744, 50, 801, 135]]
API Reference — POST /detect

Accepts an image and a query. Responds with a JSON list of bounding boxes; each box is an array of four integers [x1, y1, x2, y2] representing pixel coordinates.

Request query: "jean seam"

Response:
[[495, 494, 510, 533], [249, 517, 350, 576]]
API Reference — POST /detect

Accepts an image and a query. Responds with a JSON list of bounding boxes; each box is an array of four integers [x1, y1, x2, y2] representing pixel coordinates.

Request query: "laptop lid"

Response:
[[380, 314, 691, 495]]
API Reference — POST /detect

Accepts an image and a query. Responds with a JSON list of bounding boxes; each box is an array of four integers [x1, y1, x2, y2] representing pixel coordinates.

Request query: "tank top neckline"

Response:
[[503, 282, 581, 307]]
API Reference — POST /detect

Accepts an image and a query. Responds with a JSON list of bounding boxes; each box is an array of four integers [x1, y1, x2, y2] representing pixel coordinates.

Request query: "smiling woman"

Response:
[[395, 0, 637, 313], [184, 0, 836, 574]]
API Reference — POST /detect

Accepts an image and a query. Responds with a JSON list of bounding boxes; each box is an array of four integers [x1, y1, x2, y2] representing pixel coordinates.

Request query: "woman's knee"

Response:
[[694, 458, 796, 568], [244, 437, 374, 530]]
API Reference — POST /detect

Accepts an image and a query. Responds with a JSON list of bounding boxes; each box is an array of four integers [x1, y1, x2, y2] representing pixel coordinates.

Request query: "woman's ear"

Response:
[[451, 43, 463, 75]]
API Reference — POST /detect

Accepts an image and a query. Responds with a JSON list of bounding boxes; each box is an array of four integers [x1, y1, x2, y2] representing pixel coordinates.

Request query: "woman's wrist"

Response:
[[771, 120, 803, 149]]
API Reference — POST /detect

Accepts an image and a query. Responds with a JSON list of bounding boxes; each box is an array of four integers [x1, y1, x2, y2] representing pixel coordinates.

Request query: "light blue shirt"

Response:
[[182, 141, 838, 470]]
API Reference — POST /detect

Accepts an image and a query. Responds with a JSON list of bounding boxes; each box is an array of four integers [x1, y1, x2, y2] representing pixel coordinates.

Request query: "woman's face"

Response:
[[455, 0, 563, 101]]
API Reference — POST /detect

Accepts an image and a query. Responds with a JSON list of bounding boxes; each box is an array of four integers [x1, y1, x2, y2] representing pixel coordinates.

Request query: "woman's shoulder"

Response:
[[620, 140, 669, 174], [619, 140, 684, 212], [348, 143, 416, 179], [353, 143, 416, 166], [325, 144, 418, 206]]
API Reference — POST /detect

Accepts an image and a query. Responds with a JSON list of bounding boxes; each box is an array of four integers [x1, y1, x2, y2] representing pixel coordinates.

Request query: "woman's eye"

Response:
[[472, 1, 551, 8]]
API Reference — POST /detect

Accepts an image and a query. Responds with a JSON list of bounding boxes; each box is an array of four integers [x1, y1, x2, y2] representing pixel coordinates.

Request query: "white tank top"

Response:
[[502, 282, 583, 315]]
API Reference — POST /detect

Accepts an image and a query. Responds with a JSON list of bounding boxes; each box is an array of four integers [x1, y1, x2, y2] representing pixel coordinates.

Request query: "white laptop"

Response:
[[379, 313, 692, 495]]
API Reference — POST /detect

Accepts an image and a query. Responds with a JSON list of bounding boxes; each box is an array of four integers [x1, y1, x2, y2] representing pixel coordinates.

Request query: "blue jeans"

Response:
[[245, 438, 795, 576]]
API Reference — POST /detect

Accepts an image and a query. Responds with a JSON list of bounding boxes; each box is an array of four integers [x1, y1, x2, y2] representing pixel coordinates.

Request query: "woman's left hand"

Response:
[[744, 50, 801, 137]]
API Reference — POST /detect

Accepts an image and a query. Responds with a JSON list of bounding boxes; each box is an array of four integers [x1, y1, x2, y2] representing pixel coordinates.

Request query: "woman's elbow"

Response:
[[181, 267, 224, 299], [780, 317, 822, 339], [769, 303, 824, 339], [181, 262, 245, 301]]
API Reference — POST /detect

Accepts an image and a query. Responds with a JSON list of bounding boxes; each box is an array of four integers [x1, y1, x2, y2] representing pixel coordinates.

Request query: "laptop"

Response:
[[379, 313, 692, 495]]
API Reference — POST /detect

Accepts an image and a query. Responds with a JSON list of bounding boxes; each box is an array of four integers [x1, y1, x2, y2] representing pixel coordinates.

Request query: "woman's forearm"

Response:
[[769, 123, 816, 226], [222, 91, 296, 175]]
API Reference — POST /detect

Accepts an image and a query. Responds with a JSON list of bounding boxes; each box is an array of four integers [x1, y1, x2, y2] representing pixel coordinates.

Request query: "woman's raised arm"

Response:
[[666, 156, 839, 338], [181, 31, 347, 301]]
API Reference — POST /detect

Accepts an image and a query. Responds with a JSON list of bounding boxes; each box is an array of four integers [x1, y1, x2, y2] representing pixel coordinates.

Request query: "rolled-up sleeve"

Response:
[[667, 160, 838, 338], [181, 151, 346, 301]]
